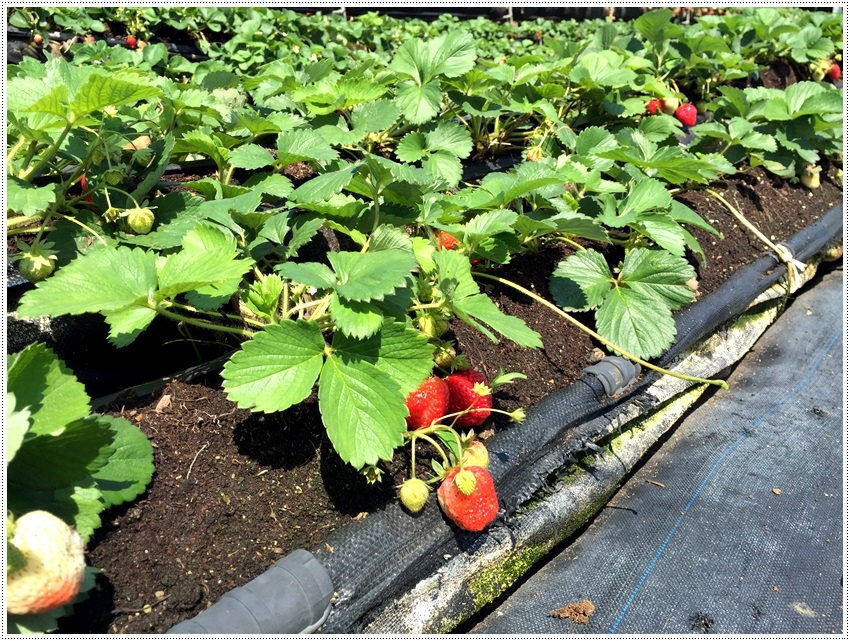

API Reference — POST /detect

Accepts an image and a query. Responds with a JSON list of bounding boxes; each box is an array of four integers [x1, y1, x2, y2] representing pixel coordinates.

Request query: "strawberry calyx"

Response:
[[453, 468, 477, 495]]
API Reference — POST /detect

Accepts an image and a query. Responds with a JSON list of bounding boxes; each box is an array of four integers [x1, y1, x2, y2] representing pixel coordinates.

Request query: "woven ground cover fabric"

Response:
[[471, 266, 844, 634]]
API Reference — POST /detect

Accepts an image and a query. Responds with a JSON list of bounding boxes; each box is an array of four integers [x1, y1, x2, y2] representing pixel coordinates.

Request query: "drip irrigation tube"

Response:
[[163, 203, 841, 634]]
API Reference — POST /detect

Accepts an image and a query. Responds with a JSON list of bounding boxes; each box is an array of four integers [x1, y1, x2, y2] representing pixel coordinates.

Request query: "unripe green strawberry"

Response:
[[399, 478, 430, 513], [102, 168, 124, 186], [14, 241, 57, 283], [405, 376, 450, 430], [800, 164, 821, 189], [437, 466, 498, 532], [526, 146, 544, 162], [432, 341, 457, 370], [662, 96, 680, 115], [461, 440, 490, 469], [124, 207, 155, 234], [417, 313, 448, 339], [7, 511, 86, 615], [18, 255, 56, 283]]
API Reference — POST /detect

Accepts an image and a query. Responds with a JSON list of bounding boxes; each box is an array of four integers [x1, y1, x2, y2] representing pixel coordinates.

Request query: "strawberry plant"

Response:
[[550, 247, 696, 359], [688, 82, 843, 179], [6, 343, 154, 633]]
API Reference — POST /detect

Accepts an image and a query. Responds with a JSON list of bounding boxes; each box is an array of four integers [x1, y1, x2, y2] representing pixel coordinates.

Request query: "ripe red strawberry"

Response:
[[674, 103, 698, 127], [829, 63, 841, 81], [7, 511, 86, 614], [79, 174, 94, 203], [33, 33, 43, 45], [405, 376, 449, 429], [646, 98, 663, 115], [437, 466, 499, 531], [126, 35, 137, 49], [437, 231, 459, 250], [445, 369, 492, 427]]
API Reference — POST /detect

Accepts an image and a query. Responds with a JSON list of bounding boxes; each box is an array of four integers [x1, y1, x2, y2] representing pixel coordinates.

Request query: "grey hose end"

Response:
[[166, 549, 334, 634], [582, 356, 641, 397]]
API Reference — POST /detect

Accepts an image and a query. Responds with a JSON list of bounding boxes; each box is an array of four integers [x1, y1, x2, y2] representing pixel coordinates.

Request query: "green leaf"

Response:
[[351, 99, 400, 132], [332, 321, 434, 395], [276, 128, 339, 166], [631, 214, 688, 256], [6, 343, 91, 440], [22, 85, 70, 118], [17, 245, 157, 318], [634, 8, 677, 48], [435, 248, 480, 301], [432, 31, 478, 78], [6, 394, 31, 465], [550, 249, 613, 311], [576, 126, 620, 156], [596, 284, 676, 360], [328, 249, 416, 302], [621, 247, 695, 310], [571, 51, 636, 88], [180, 130, 228, 169], [453, 293, 543, 348], [786, 81, 843, 117], [244, 173, 294, 199], [390, 32, 476, 83], [228, 143, 276, 170], [289, 164, 359, 203], [423, 151, 463, 186], [67, 72, 161, 119], [7, 179, 56, 217], [426, 120, 473, 158], [465, 208, 518, 237], [329, 295, 385, 339], [103, 306, 158, 347], [7, 416, 114, 540], [277, 261, 337, 290], [156, 223, 253, 300], [396, 132, 428, 163], [131, 133, 177, 207], [394, 79, 443, 125], [318, 355, 407, 468], [668, 200, 720, 236], [222, 320, 326, 413], [89, 415, 155, 509]]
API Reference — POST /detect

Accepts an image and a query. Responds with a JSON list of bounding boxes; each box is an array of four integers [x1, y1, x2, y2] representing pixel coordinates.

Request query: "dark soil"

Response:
[[54, 161, 842, 634]]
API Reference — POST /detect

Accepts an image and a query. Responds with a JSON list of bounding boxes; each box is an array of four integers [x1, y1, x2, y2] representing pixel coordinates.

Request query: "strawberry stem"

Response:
[[473, 271, 729, 390]]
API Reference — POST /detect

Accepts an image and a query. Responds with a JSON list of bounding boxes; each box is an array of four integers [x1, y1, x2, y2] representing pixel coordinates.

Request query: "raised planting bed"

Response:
[[51, 166, 842, 633], [6, 5, 843, 635]]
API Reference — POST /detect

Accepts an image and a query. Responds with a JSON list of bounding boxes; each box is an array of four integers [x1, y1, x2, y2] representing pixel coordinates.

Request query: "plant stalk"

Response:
[[153, 303, 254, 338], [18, 119, 75, 182]]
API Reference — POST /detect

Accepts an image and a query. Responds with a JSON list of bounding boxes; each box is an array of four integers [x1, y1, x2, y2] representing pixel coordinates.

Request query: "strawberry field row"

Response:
[[6, 7, 844, 632]]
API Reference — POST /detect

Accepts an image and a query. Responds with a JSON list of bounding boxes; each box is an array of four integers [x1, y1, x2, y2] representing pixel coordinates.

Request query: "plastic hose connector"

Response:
[[581, 356, 641, 397], [166, 549, 334, 634]]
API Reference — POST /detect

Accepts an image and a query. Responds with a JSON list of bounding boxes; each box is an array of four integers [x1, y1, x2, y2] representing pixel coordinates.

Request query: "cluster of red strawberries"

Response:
[[405, 369, 492, 431], [400, 368, 501, 532], [645, 97, 697, 127]]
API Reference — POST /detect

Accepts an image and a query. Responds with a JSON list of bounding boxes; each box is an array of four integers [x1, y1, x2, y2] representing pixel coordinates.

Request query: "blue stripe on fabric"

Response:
[[609, 327, 843, 634]]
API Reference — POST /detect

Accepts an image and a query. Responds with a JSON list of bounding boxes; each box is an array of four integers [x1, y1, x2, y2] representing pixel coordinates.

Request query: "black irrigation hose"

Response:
[[312, 202, 844, 633]]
